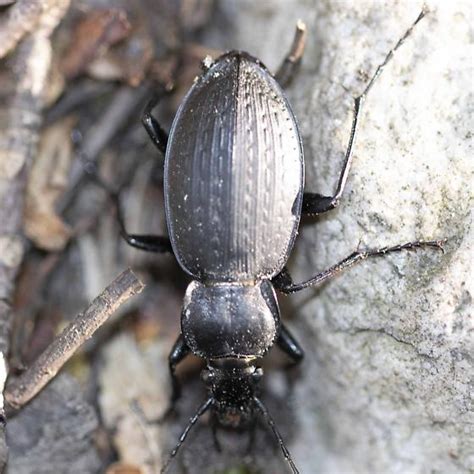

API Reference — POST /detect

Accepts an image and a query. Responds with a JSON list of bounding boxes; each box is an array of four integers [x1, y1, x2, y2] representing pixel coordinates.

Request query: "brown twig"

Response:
[[5, 269, 144, 410], [275, 20, 307, 88]]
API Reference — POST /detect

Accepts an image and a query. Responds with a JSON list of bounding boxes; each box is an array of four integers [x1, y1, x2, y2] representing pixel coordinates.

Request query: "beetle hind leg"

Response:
[[274, 239, 445, 294], [84, 161, 173, 253], [275, 20, 307, 88]]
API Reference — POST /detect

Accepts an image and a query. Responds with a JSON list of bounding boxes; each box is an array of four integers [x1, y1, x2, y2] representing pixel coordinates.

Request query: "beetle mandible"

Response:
[[86, 8, 444, 474]]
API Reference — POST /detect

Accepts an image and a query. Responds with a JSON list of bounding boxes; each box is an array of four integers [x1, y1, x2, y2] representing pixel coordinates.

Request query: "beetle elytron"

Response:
[[87, 9, 444, 474]]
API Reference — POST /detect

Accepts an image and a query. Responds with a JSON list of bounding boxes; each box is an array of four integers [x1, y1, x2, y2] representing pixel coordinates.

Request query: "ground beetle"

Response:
[[86, 8, 444, 473]]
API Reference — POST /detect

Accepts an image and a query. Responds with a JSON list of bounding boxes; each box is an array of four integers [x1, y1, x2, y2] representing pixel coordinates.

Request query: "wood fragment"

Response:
[[0, 0, 42, 59], [0, 0, 69, 59], [4, 269, 144, 410], [6, 374, 101, 473], [9, 253, 60, 369], [275, 20, 307, 88], [0, 4, 70, 464], [61, 8, 131, 80], [86, 17, 154, 87], [24, 117, 75, 251]]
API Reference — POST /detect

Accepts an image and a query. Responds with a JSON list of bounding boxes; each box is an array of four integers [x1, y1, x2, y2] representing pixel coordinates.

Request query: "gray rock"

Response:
[[6, 374, 101, 474], [98, 333, 170, 474], [201, 1, 473, 473]]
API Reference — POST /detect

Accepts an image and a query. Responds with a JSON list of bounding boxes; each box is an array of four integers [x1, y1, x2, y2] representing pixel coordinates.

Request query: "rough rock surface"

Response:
[[199, 1, 472, 473], [98, 333, 170, 474], [6, 374, 101, 474]]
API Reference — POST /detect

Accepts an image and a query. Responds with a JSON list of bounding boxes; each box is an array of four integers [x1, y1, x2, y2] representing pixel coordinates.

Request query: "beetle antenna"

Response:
[[253, 397, 300, 474], [161, 397, 214, 473]]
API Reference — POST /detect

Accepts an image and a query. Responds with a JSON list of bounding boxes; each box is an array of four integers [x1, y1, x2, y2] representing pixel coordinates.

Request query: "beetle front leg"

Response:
[[275, 20, 307, 88], [274, 239, 445, 294], [168, 334, 191, 404], [303, 9, 427, 216], [142, 93, 169, 154], [277, 324, 304, 364], [301, 88, 362, 215]]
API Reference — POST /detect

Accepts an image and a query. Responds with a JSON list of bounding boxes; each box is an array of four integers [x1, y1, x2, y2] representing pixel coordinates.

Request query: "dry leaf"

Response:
[[61, 9, 131, 79], [98, 334, 169, 474], [24, 118, 75, 251], [87, 15, 154, 86]]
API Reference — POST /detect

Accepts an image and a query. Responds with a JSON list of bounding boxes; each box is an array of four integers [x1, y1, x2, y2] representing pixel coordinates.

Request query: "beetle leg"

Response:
[[168, 334, 191, 404], [142, 94, 169, 154], [272, 267, 293, 290], [275, 20, 307, 88], [303, 9, 427, 216], [84, 162, 173, 253], [277, 324, 304, 364], [302, 192, 340, 215], [275, 239, 445, 294], [120, 234, 172, 253]]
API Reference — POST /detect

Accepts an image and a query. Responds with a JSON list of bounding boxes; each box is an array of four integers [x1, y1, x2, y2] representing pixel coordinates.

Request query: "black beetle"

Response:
[[85, 9, 444, 474]]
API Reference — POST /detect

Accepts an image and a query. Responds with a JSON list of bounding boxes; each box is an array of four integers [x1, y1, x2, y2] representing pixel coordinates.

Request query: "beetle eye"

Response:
[[201, 369, 215, 385], [252, 367, 263, 382]]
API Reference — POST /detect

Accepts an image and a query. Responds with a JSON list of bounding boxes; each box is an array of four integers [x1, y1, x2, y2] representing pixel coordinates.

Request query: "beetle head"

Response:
[[201, 359, 263, 427], [162, 361, 297, 474]]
